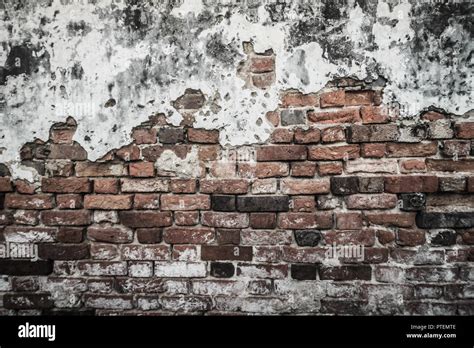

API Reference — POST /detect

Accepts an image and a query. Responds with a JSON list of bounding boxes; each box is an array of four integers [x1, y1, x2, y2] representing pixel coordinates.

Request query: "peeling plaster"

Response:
[[0, 0, 472, 180]]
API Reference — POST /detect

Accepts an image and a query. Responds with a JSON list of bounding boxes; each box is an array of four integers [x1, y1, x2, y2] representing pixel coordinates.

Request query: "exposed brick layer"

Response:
[[0, 84, 473, 316]]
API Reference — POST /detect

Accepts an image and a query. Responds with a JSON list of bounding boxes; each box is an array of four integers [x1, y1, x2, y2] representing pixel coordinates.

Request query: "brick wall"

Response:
[[0, 81, 473, 315]]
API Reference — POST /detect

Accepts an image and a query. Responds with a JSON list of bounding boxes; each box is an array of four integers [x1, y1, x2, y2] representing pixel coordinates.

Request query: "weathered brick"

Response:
[[270, 128, 294, 143], [129, 162, 155, 177], [330, 176, 359, 195], [87, 226, 133, 243], [308, 144, 359, 160], [136, 228, 162, 244], [397, 229, 426, 246], [4, 293, 53, 309], [216, 229, 240, 245], [119, 211, 172, 228], [294, 230, 321, 246], [348, 124, 399, 142], [294, 128, 321, 144], [439, 176, 466, 192], [200, 179, 248, 194], [120, 178, 169, 192], [93, 179, 118, 194], [291, 162, 316, 177], [320, 266, 371, 280], [280, 91, 318, 108], [416, 212, 474, 229], [345, 159, 398, 173], [365, 213, 416, 228], [121, 245, 170, 260], [256, 145, 307, 161], [163, 227, 214, 244], [201, 212, 249, 228], [0, 177, 13, 192], [324, 229, 374, 246], [426, 159, 474, 172], [187, 128, 219, 143], [360, 106, 390, 124], [134, 193, 160, 209], [346, 194, 397, 209], [318, 162, 343, 175], [56, 194, 83, 209], [84, 194, 133, 210], [170, 179, 197, 193], [335, 213, 364, 230], [237, 195, 290, 212], [400, 193, 426, 211], [321, 126, 346, 143], [345, 90, 375, 106], [386, 142, 438, 157], [210, 262, 235, 278], [400, 159, 427, 173], [442, 140, 471, 157], [42, 211, 91, 226], [384, 176, 438, 193], [361, 143, 386, 158], [201, 246, 252, 261], [241, 229, 292, 245], [132, 127, 157, 144], [4, 226, 56, 243], [75, 162, 127, 177], [278, 212, 333, 229], [454, 122, 474, 139], [308, 109, 360, 124], [280, 179, 330, 194], [280, 109, 306, 126], [358, 177, 384, 193], [158, 128, 185, 144], [57, 227, 84, 243], [5, 194, 54, 210], [211, 195, 235, 211], [160, 194, 210, 211], [320, 90, 345, 108], [250, 213, 277, 229]]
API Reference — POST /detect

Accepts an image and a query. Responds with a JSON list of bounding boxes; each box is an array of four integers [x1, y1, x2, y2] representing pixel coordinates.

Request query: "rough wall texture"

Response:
[[0, 0, 473, 315]]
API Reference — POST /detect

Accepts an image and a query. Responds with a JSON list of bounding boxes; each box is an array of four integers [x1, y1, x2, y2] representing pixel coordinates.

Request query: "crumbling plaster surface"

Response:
[[0, 0, 472, 180]]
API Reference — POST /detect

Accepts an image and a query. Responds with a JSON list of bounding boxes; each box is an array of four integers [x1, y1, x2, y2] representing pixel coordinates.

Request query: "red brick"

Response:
[[160, 194, 210, 211], [386, 142, 438, 157], [42, 178, 90, 193], [250, 56, 275, 73], [200, 179, 248, 194], [116, 144, 141, 161], [84, 195, 133, 210], [134, 194, 160, 209], [291, 162, 316, 177], [266, 111, 280, 126], [376, 229, 396, 244], [365, 212, 416, 228], [468, 177, 474, 193], [129, 162, 155, 177], [256, 145, 307, 161], [345, 90, 374, 106], [120, 245, 170, 261], [400, 159, 427, 173], [13, 210, 39, 225], [384, 176, 438, 193], [163, 227, 214, 244], [397, 229, 426, 246], [252, 72, 275, 89], [308, 109, 361, 124], [427, 159, 474, 172], [320, 90, 345, 108], [280, 179, 330, 194], [45, 160, 74, 177], [188, 128, 219, 143], [280, 91, 318, 107], [256, 163, 288, 179], [308, 144, 360, 160], [321, 126, 346, 143], [278, 212, 333, 229], [294, 128, 321, 144], [336, 212, 364, 230], [41, 210, 91, 226], [201, 212, 249, 228], [57, 194, 83, 209], [93, 179, 119, 194], [14, 180, 35, 194], [324, 229, 375, 246], [455, 122, 474, 139], [201, 246, 252, 261], [291, 196, 316, 212], [48, 143, 87, 160], [172, 245, 199, 261], [5, 194, 54, 210], [318, 162, 343, 176], [132, 127, 157, 144], [119, 211, 172, 228], [216, 229, 240, 245], [170, 179, 197, 193], [174, 211, 199, 226], [75, 162, 127, 177], [320, 266, 371, 281], [270, 128, 294, 143], [361, 143, 386, 158], [422, 111, 446, 121], [360, 106, 390, 124], [346, 194, 397, 209], [0, 178, 13, 192], [281, 246, 326, 263], [250, 213, 277, 229]]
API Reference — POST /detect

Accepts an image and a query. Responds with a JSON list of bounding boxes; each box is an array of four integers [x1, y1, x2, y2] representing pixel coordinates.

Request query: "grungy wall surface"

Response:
[[0, 0, 473, 316]]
